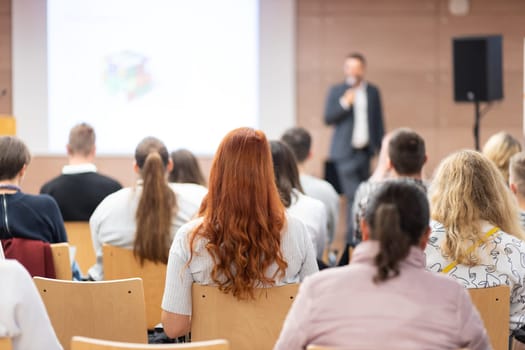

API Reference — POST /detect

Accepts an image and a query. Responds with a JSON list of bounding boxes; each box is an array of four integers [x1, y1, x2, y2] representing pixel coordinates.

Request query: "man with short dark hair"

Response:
[[350, 128, 427, 246], [337, 128, 427, 265], [324, 52, 385, 245], [281, 127, 340, 244], [40, 123, 122, 221]]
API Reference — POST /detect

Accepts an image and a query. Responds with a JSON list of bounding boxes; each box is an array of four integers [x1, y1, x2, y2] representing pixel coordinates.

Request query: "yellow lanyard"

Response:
[[441, 226, 500, 274]]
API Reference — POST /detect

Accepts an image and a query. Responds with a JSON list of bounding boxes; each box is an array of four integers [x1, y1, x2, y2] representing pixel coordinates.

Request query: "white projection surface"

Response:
[[47, 0, 258, 154]]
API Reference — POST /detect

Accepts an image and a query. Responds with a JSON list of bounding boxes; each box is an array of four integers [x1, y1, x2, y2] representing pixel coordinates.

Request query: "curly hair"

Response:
[[188, 128, 288, 299], [430, 150, 524, 266]]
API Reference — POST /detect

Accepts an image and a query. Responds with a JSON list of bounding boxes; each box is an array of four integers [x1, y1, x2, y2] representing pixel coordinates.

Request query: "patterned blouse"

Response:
[[425, 220, 525, 331]]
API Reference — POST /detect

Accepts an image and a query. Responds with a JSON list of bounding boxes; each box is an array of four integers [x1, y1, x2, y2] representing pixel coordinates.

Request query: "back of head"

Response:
[[0, 136, 31, 181], [388, 128, 426, 176], [68, 123, 96, 157], [482, 131, 522, 183], [193, 127, 287, 299], [365, 180, 429, 283], [510, 152, 525, 198], [134, 137, 176, 265], [168, 149, 206, 186], [270, 140, 303, 207], [430, 150, 523, 265], [280, 127, 311, 164]]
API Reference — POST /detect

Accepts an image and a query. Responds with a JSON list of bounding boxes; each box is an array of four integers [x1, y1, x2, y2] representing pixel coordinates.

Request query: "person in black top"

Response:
[[0, 136, 67, 243], [40, 123, 122, 221]]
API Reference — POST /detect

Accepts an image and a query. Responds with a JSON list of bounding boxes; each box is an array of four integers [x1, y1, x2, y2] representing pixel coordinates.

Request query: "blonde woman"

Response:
[[482, 131, 522, 183], [425, 150, 525, 336]]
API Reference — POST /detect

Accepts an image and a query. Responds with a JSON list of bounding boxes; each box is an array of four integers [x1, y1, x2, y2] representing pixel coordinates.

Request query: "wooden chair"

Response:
[[468, 286, 510, 350], [64, 222, 96, 275], [103, 244, 167, 329], [306, 346, 470, 350], [50, 242, 72, 280], [0, 338, 11, 350], [71, 336, 229, 350], [191, 284, 299, 350], [33, 277, 147, 350]]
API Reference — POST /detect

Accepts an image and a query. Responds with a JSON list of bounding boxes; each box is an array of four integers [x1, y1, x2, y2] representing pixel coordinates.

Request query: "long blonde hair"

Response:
[[482, 131, 522, 183], [430, 150, 524, 265]]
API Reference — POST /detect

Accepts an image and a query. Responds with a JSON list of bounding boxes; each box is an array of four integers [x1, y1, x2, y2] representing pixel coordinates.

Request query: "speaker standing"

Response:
[[324, 53, 385, 245]]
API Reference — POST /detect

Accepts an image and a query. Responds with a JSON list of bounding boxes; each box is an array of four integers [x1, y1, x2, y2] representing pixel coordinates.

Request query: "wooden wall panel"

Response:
[[297, 0, 525, 179], [0, 0, 11, 114]]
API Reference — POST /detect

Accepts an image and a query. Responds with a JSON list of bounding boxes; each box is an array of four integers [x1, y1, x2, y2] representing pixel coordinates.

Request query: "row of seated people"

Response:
[[2, 124, 525, 349]]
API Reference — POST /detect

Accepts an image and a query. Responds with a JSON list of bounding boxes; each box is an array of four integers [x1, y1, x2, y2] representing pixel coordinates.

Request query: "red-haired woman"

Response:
[[161, 127, 318, 338]]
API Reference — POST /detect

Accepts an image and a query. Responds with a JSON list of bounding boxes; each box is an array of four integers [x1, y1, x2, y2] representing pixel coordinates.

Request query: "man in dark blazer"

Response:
[[324, 53, 384, 244]]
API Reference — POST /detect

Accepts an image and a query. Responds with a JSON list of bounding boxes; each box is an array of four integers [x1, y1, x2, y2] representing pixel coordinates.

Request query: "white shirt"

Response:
[[161, 215, 319, 315], [62, 163, 97, 174], [339, 82, 369, 148], [287, 190, 328, 259], [425, 220, 525, 331], [300, 174, 339, 244], [0, 260, 63, 350], [88, 182, 207, 280]]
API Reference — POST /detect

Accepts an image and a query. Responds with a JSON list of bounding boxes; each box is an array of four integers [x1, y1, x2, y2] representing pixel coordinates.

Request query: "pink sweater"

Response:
[[274, 241, 491, 350]]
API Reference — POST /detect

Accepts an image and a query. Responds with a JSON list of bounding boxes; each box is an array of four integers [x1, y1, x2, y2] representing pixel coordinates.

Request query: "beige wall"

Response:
[[2, 0, 525, 193], [0, 0, 11, 114], [298, 0, 525, 179]]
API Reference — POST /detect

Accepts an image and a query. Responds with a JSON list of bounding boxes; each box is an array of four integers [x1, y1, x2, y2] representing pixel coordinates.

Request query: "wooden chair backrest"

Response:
[[306, 346, 470, 350], [64, 222, 95, 275], [50, 243, 72, 280], [191, 284, 299, 350], [102, 244, 167, 329], [71, 336, 229, 350], [0, 338, 11, 350], [468, 286, 510, 350], [33, 277, 147, 350]]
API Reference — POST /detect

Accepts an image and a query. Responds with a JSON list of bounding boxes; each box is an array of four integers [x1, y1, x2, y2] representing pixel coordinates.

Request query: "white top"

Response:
[[339, 82, 368, 148], [299, 174, 339, 244], [62, 163, 97, 174], [0, 260, 63, 350], [88, 182, 207, 280], [161, 215, 319, 315], [425, 220, 525, 330], [287, 190, 328, 259]]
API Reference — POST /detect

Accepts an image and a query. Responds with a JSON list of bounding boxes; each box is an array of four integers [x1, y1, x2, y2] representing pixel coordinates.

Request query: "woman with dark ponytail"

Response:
[[274, 180, 490, 350], [88, 137, 206, 280]]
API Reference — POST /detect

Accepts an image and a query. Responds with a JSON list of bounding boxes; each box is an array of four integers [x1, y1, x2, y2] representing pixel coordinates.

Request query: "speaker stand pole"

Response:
[[473, 98, 481, 151]]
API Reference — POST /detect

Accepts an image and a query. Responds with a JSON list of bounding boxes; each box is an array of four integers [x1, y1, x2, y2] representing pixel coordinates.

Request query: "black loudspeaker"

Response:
[[453, 35, 503, 102]]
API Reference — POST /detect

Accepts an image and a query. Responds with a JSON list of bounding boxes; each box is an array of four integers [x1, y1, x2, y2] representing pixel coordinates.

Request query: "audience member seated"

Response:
[[0, 258, 63, 350], [88, 137, 206, 280], [281, 127, 339, 244], [352, 128, 427, 242], [482, 131, 522, 184], [40, 123, 122, 221], [161, 128, 318, 339], [274, 181, 489, 350], [0, 136, 67, 244], [270, 140, 328, 260], [169, 149, 207, 187], [337, 128, 427, 265], [425, 150, 525, 337], [510, 152, 525, 230]]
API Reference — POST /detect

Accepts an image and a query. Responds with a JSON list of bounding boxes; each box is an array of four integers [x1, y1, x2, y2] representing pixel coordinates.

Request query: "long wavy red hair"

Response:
[[189, 127, 288, 299]]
